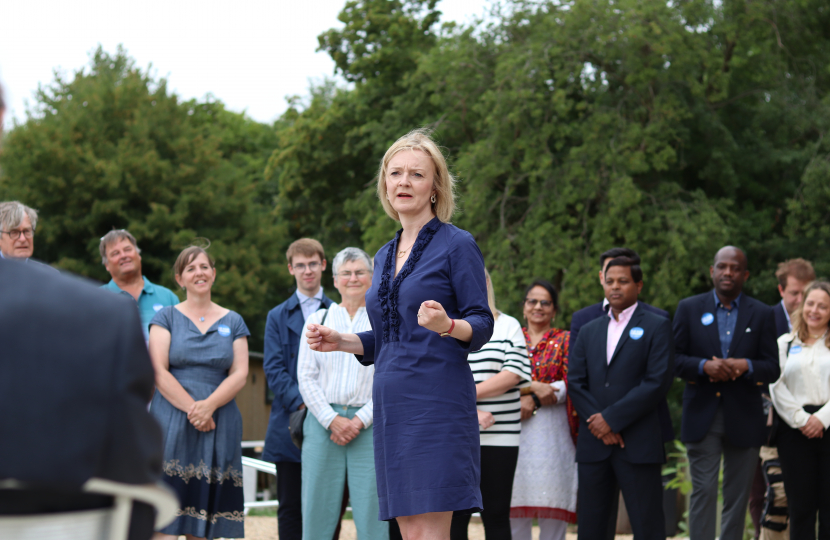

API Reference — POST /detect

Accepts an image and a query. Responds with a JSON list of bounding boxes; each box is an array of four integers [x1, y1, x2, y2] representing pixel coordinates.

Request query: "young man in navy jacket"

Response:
[[263, 238, 333, 540], [569, 255, 675, 540]]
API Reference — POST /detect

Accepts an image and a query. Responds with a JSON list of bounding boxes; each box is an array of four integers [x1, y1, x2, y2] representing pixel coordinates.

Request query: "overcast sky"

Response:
[[0, 0, 492, 130]]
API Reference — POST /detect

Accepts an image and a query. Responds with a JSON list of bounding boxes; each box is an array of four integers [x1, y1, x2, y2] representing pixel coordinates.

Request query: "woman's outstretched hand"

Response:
[[418, 300, 452, 334], [307, 324, 342, 352]]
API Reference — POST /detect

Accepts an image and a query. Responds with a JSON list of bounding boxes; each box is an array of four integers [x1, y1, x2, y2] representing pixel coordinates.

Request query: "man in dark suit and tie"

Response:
[[263, 238, 333, 540], [569, 255, 675, 540], [674, 246, 779, 540], [0, 86, 163, 539], [772, 258, 815, 338]]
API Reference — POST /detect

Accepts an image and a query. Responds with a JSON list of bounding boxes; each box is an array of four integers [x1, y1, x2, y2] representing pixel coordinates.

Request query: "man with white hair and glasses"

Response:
[[0, 201, 54, 270]]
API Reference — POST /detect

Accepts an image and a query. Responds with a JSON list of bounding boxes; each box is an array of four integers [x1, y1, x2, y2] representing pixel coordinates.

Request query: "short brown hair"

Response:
[[792, 281, 830, 348], [775, 258, 816, 289], [376, 129, 457, 223], [286, 238, 325, 265], [174, 246, 215, 278], [99, 229, 140, 265]]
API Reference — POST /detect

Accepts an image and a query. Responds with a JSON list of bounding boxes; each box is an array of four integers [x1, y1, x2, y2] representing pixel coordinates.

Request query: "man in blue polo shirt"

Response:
[[99, 230, 179, 338]]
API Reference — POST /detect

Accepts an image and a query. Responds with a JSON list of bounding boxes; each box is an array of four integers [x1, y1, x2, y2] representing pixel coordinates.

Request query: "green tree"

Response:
[[0, 46, 286, 349]]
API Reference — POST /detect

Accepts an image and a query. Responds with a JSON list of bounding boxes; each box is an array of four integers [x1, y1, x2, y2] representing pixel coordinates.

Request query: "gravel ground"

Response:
[[238, 517, 676, 540], [243, 516, 550, 539]]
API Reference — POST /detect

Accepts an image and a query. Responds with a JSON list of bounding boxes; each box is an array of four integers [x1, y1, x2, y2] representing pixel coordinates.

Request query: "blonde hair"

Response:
[[792, 280, 830, 348], [484, 268, 499, 320], [376, 129, 457, 223]]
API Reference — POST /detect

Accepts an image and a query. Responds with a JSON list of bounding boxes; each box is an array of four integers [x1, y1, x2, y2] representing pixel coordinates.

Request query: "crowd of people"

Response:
[[2, 86, 829, 540]]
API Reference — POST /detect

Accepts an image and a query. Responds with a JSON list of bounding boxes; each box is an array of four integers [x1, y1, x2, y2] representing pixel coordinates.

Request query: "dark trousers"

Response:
[[777, 417, 830, 540], [577, 453, 666, 540], [450, 446, 520, 540], [276, 461, 302, 540]]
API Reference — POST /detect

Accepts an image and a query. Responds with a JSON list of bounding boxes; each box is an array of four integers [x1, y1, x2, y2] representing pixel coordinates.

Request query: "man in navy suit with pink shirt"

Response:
[[569, 255, 675, 540]]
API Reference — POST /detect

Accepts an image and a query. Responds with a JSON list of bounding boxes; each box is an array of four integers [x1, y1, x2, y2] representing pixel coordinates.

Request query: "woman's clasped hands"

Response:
[[188, 400, 216, 432]]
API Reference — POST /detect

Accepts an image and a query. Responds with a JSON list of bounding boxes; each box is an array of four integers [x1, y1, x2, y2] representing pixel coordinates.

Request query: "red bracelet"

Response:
[[440, 319, 455, 337]]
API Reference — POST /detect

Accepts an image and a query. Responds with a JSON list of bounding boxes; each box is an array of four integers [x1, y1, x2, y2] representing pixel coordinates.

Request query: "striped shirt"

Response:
[[468, 313, 532, 446], [297, 303, 374, 429]]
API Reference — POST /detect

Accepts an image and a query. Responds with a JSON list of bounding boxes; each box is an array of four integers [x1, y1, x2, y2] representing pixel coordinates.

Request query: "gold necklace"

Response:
[[397, 240, 416, 258]]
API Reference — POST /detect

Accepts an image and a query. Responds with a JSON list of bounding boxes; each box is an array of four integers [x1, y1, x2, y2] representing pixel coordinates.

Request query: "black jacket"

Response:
[[568, 304, 675, 464], [570, 300, 675, 442], [0, 258, 162, 538], [673, 291, 779, 447], [772, 301, 790, 338]]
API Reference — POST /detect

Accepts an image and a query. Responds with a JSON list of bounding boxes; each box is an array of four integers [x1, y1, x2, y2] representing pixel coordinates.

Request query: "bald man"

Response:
[[673, 246, 779, 540]]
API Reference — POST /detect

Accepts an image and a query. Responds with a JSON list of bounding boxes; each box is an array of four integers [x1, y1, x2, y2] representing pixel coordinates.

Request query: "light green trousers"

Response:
[[301, 405, 388, 540]]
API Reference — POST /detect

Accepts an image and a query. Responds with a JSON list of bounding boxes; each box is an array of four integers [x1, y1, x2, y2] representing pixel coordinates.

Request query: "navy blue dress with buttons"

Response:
[[149, 307, 250, 539], [355, 216, 495, 520]]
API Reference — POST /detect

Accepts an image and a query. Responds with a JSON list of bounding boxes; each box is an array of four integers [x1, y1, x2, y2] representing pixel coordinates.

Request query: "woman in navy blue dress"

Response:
[[149, 246, 249, 540], [307, 129, 494, 539]]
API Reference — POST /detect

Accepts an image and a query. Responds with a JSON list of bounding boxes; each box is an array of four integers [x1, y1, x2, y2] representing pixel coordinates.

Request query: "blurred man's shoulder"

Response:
[[0, 257, 134, 317]]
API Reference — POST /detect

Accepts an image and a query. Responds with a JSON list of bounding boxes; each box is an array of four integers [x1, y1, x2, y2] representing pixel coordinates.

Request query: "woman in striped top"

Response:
[[450, 270, 532, 540], [509, 279, 578, 540]]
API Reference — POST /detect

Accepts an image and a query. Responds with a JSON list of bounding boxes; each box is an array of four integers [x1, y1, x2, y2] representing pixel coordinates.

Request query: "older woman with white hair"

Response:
[[307, 129, 494, 539], [298, 247, 388, 540]]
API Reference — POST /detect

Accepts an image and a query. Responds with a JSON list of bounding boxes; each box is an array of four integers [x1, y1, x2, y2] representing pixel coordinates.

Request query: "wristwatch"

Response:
[[439, 319, 456, 337]]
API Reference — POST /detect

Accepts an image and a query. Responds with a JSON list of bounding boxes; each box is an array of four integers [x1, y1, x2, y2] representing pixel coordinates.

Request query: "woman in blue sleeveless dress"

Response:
[[149, 246, 250, 540], [306, 130, 494, 539]]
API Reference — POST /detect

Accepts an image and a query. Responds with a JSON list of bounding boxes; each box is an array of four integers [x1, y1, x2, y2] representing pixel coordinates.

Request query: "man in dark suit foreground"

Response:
[[569, 256, 675, 540], [0, 88, 162, 539], [0, 256, 163, 538], [674, 246, 779, 540]]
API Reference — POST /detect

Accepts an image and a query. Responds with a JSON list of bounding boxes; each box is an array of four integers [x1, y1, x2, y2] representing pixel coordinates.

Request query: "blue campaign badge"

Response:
[[629, 327, 644, 340], [153, 303, 164, 312], [217, 325, 231, 337], [701, 313, 715, 326], [790, 345, 802, 354]]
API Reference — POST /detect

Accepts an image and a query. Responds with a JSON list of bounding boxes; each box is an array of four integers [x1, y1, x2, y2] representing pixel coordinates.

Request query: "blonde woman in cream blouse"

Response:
[[770, 280, 830, 540]]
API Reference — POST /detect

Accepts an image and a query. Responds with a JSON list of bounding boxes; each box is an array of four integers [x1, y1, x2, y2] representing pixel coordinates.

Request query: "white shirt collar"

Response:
[[781, 299, 793, 331], [297, 287, 324, 304]]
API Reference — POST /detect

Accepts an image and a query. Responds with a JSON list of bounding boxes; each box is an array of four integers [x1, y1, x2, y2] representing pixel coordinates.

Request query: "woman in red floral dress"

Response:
[[510, 279, 579, 540]]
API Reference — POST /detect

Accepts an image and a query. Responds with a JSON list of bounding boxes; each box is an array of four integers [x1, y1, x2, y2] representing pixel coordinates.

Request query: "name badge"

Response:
[[218, 325, 231, 337], [629, 327, 644, 340], [790, 345, 802, 355], [701, 313, 714, 326], [153, 303, 164, 312]]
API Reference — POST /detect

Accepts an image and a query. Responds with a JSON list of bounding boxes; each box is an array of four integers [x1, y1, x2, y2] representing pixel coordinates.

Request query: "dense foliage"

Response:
[[2, 0, 829, 367]]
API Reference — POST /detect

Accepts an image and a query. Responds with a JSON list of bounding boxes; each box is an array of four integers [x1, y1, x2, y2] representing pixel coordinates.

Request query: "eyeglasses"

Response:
[[337, 270, 370, 279], [292, 262, 321, 272], [1, 228, 34, 240], [524, 298, 553, 308]]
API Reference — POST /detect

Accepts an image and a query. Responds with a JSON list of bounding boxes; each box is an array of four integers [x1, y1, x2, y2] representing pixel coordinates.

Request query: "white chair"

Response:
[[0, 477, 178, 540]]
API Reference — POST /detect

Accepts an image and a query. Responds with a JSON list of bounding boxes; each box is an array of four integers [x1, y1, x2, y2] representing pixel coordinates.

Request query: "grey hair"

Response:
[[0, 201, 39, 232], [332, 247, 373, 277], [99, 229, 141, 265]]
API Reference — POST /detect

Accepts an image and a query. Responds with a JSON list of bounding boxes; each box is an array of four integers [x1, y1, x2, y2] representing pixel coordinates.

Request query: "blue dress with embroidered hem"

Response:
[[149, 307, 249, 539], [354, 216, 494, 521]]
